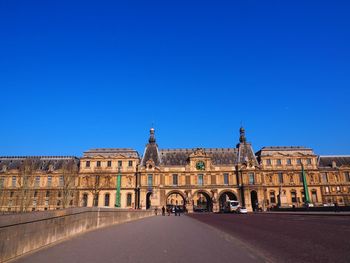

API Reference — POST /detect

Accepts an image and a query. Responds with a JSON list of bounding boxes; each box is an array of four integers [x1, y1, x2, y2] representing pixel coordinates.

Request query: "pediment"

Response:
[[189, 148, 208, 158]]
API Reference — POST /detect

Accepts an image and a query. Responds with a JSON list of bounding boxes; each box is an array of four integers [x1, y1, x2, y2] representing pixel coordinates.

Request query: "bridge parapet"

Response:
[[0, 208, 153, 262]]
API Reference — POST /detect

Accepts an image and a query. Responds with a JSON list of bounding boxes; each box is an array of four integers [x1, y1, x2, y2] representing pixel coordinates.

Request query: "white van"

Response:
[[224, 200, 240, 213]]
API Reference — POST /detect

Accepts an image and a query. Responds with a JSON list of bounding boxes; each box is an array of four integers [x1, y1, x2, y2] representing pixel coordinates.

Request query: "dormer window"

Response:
[[86, 161, 90, 168], [96, 161, 101, 167], [277, 159, 282, 165], [107, 161, 112, 167]]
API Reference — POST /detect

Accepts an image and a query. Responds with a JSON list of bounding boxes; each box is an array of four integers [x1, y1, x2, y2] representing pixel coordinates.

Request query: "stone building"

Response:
[[78, 148, 139, 208], [0, 127, 349, 212], [0, 156, 79, 212]]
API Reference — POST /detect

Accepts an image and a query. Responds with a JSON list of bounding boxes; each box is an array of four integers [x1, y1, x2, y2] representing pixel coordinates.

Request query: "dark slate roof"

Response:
[[141, 144, 161, 166], [0, 156, 79, 171], [237, 143, 259, 166], [83, 148, 139, 158], [259, 146, 313, 151], [318, 156, 350, 168], [160, 148, 237, 166]]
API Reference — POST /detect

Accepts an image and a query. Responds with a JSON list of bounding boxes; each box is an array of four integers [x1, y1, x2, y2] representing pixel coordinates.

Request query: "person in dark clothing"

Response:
[[161, 206, 165, 216], [174, 206, 177, 216]]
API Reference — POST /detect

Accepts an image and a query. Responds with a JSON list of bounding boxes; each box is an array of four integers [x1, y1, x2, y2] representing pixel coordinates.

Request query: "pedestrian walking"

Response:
[[154, 207, 158, 215], [174, 206, 177, 216], [162, 206, 165, 216]]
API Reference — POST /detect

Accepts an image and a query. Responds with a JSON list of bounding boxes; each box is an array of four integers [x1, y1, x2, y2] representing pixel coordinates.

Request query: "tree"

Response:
[[18, 158, 36, 212], [60, 159, 79, 209], [82, 170, 111, 207]]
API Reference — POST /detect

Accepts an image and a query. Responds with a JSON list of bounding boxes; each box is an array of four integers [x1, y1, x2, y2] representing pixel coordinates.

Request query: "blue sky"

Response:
[[0, 0, 349, 156]]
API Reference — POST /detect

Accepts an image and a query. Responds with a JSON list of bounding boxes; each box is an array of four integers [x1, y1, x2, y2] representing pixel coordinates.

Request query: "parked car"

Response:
[[237, 207, 248, 214]]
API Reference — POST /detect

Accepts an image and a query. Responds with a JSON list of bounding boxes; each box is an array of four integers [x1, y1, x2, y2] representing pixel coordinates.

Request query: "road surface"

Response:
[[13, 215, 267, 263], [189, 213, 350, 263]]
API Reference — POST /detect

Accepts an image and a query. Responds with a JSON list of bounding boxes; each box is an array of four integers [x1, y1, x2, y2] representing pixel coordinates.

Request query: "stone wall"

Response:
[[0, 208, 153, 262]]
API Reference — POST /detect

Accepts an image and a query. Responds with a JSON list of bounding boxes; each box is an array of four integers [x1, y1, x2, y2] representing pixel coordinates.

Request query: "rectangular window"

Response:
[[307, 158, 312, 165], [299, 173, 304, 183], [12, 176, 16, 187], [287, 159, 292, 165], [336, 186, 341, 192], [86, 161, 90, 168], [118, 161, 122, 167], [297, 159, 302, 165], [96, 161, 101, 167], [147, 174, 153, 186], [0, 177, 4, 188], [325, 186, 330, 193], [278, 172, 284, 184], [266, 159, 271, 165], [344, 172, 350, 182], [46, 191, 50, 197], [128, 161, 133, 167], [33, 199, 37, 206], [107, 161, 112, 167], [291, 192, 297, 203], [47, 175, 52, 187], [34, 191, 38, 198], [172, 174, 178, 185], [198, 174, 203, 186], [321, 173, 328, 183], [35, 176, 40, 187], [10, 191, 14, 198], [248, 173, 255, 185], [223, 173, 229, 185], [211, 174, 216, 185], [45, 199, 49, 206], [185, 176, 191, 185], [59, 176, 64, 187], [277, 159, 282, 165]]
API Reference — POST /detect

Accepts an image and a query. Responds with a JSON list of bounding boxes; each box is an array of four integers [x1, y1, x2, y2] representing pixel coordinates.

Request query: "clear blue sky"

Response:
[[1, 0, 349, 156]]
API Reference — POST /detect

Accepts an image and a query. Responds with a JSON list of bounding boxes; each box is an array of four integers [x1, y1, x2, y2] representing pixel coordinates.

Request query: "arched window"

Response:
[[127, 193, 132, 207], [269, 191, 276, 204], [291, 191, 297, 203], [311, 190, 318, 203], [105, 193, 110, 207], [82, 193, 88, 207]]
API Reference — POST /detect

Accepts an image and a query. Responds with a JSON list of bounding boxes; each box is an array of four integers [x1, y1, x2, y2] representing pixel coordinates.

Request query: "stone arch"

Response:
[[218, 190, 238, 211], [166, 190, 186, 212], [192, 190, 213, 212], [250, 190, 258, 211], [218, 189, 239, 201], [165, 190, 186, 201]]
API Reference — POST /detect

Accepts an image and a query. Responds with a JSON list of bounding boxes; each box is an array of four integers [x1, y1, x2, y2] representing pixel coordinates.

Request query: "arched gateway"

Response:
[[219, 191, 238, 211], [193, 190, 212, 212], [166, 191, 186, 212]]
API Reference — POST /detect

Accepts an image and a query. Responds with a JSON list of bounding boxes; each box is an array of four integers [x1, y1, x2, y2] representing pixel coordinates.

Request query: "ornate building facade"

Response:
[[0, 127, 349, 212]]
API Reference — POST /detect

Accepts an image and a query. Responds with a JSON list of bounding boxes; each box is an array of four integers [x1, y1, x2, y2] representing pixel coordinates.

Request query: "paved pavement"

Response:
[[189, 213, 350, 263], [13, 215, 267, 263]]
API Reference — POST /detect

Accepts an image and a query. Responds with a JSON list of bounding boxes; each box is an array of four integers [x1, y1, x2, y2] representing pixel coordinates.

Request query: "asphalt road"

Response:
[[189, 213, 350, 263], [13, 215, 267, 263]]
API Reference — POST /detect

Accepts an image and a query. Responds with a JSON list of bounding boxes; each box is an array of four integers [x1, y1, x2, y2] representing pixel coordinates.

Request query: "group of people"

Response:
[[158, 206, 182, 216]]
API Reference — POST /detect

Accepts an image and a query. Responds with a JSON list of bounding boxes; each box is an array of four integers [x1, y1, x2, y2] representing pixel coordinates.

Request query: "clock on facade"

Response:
[[196, 161, 205, 171]]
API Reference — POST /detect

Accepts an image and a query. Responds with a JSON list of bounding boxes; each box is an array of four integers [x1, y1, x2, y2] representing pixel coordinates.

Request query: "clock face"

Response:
[[196, 161, 205, 171]]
